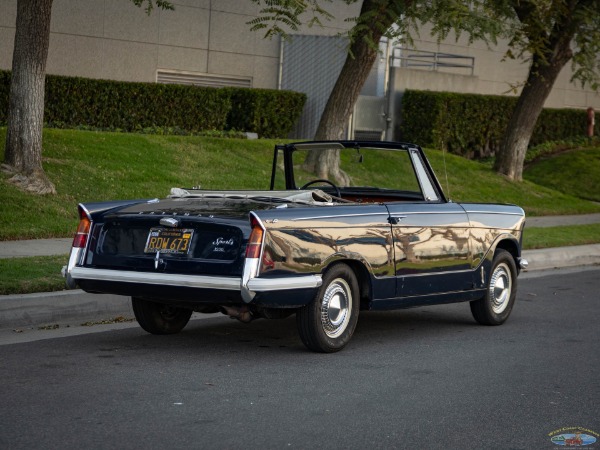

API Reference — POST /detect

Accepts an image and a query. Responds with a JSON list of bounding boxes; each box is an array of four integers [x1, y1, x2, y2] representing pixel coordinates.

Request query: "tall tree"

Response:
[[2, 0, 173, 195], [251, 0, 503, 184], [493, 0, 600, 181], [3, 0, 55, 194]]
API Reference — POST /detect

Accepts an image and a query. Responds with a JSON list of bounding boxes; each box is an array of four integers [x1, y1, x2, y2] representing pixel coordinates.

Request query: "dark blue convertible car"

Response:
[[64, 141, 527, 352]]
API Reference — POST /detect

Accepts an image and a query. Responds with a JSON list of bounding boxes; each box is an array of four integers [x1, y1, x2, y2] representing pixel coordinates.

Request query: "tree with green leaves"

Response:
[[493, 0, 600, 181], [2, 0, 173, 195], [250, 0, 503, 184]]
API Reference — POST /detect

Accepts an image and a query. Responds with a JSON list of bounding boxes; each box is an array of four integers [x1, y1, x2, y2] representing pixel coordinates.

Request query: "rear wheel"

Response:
[[470, 250, 517, 325], [132, 297, 192, 335], [296, 263, 360, 353]]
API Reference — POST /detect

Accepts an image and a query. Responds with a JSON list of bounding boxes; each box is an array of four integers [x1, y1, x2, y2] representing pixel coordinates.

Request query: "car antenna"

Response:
[[442, 140, 451, 201], [355, 145, 363, 163]]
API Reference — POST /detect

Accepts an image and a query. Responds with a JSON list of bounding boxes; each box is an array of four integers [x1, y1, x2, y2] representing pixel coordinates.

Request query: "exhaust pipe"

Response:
[[221, 305, 253, 323]]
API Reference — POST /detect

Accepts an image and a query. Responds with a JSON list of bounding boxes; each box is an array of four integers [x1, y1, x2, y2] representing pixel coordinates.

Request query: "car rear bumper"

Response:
[[69, 266, 322, 307]]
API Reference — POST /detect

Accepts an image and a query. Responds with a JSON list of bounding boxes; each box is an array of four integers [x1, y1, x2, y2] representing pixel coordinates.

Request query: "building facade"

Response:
[[1, 0, 598, 138]]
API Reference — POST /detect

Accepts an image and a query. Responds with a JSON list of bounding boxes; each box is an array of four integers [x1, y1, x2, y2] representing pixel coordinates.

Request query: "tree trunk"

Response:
[[303, 0, 395, 186], [2, 0, 56, 195], [494, 15, 575, 181]]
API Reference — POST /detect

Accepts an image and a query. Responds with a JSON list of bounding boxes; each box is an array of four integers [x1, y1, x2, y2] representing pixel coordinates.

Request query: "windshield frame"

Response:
[[270, 141, 447, 203]]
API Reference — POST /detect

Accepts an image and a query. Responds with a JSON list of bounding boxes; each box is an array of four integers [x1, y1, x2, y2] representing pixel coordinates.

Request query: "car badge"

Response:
[[160, 217, 179, 227]]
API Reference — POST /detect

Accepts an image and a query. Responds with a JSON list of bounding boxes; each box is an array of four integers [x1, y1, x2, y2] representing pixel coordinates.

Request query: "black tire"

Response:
[[132, 297, 192, 335], [470, 249, 518, 325], [296, 263, 360, 352]]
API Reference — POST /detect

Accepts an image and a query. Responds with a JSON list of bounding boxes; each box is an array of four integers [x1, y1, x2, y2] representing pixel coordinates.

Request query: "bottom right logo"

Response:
[[549, 427, 598, 447]]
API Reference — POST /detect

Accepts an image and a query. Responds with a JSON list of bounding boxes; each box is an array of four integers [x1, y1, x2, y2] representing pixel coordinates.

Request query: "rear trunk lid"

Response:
[[84, 197, 269, 277]]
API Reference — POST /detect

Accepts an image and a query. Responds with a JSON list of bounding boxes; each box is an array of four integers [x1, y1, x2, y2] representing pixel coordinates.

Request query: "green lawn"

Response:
[[0, 128, 281, 240], [524, 148, 600, 202], [524, 224, 600, 250], [2, 128, 600, 241], [0, 255, 68, 295]]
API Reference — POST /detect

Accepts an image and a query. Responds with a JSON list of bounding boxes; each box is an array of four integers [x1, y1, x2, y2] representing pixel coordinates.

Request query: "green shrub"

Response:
[[0, 70, 306, 138], [44, 75, 231, 131], [226, 88, 306, 138], [400, 89, 599, 159]]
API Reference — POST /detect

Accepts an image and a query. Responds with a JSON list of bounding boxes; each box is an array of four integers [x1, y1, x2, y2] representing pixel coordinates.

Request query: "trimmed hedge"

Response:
[[0, 71, 306, 138], [399, 90, 599, 159], [226, 87, 307, 139]]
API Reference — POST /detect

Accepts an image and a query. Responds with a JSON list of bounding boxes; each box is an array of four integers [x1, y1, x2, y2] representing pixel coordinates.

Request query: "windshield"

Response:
[[272, 144, 424, 194]]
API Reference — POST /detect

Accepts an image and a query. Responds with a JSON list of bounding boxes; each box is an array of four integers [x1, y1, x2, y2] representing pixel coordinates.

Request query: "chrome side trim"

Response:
[[70, 267, 241, 290], [464, 211, 525, 216], [399, 267, 474, 278], [292, 213, 389, 221], [247, 275, 322, 292], [390, 211, 463, 216]]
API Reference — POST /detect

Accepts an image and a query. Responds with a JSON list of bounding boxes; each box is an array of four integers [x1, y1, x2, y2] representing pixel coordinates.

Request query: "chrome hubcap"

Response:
[[321, 278, 352, 338], [489, 263, 512, 314]]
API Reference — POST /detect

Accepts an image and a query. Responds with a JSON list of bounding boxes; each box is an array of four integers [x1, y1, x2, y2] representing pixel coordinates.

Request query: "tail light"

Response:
[[245, 214, 264, 259], [72, 206, 91, 248]]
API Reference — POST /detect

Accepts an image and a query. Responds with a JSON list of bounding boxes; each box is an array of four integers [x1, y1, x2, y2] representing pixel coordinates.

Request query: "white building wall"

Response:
[[0, 0, 359, 88], [0, 0, 597, 110]]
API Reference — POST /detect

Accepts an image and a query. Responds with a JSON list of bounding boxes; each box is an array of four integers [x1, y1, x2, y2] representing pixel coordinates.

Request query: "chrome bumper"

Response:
[[68, 266, 322, 303]]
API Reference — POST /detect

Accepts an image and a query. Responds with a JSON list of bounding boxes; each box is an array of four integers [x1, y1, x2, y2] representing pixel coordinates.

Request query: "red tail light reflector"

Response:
[[72, 207, 91, 248], [245, 215, 264, 259]]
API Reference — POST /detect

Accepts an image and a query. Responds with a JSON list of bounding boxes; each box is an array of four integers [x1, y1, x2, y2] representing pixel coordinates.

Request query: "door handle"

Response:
[[388, 215, 406, 225]]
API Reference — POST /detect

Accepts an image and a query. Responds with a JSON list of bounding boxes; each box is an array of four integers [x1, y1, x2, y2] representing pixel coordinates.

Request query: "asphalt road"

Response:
[[1, 268, 598, 450]]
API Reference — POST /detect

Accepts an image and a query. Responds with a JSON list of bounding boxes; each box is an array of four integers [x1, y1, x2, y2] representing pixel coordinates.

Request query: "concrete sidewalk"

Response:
[[0, 238, 72, 259]]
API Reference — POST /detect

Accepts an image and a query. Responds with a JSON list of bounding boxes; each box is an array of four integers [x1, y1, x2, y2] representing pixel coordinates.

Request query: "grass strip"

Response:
[[0, 255, 68, 295], [524, 224, 600, 250]]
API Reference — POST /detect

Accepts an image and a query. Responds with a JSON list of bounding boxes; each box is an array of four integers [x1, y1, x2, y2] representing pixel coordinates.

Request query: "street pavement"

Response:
[[1, 214, 600, 329]]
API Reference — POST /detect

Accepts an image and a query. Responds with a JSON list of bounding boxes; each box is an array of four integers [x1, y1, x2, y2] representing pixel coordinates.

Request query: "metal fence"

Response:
[[281, 35, 348, 139], [390, 48, 475, 76]]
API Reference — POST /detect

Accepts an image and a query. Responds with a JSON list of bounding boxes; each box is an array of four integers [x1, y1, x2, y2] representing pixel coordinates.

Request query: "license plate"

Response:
[[144, 228, 194, 255]]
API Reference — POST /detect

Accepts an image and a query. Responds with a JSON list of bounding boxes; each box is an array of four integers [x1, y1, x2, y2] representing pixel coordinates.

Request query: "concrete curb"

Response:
[[522, 244, 600, 271], [0, 291, 132, 329], [1, 244, 599, 329]]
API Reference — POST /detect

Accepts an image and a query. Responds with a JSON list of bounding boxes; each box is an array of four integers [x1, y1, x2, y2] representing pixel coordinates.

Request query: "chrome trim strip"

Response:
[[390, 211, 464, 216], [397, 288, 487, 300], [71, 267, 242, 290], [399, 267, 474, 278], [292, 213, 389, 221], [247, 275, 322, 292], [464, 211, 524, 216]]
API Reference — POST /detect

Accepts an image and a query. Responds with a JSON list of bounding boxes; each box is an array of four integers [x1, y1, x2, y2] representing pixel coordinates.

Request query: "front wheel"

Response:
[[470, 250, 517, 325], [296, 263, 360, 352], [132, 297, 192, 335]]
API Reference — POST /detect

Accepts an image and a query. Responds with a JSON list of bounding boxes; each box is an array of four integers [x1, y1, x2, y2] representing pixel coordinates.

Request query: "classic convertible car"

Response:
[[64, 141, 527, 352]]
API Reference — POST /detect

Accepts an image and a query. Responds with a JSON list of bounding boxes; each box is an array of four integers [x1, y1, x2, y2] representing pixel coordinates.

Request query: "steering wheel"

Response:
[[300, 179, 341, 198]]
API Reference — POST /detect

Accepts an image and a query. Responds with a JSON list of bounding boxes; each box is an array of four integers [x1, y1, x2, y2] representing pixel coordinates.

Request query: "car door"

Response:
[[386, 201, 473, 298]]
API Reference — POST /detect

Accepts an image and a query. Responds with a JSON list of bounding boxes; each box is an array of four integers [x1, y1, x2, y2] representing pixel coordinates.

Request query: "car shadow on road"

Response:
[[103, 302, 481, 355]]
